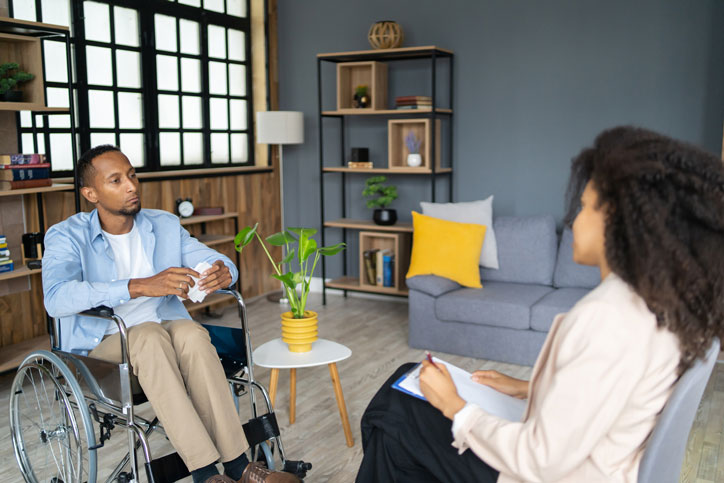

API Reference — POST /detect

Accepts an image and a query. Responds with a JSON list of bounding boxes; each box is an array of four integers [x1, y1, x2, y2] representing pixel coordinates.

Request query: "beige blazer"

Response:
[[452, 273, 681, 482]]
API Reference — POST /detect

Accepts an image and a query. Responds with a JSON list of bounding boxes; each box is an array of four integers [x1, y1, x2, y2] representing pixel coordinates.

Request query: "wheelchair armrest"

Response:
[[81, 305, 115, 318]]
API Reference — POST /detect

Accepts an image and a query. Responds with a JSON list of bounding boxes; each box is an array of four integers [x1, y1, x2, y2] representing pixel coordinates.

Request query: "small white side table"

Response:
[[252, 338, 354, 447]]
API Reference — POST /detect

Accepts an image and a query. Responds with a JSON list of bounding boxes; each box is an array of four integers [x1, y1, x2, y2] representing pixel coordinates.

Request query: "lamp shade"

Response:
[[256, 111, 304, 145]]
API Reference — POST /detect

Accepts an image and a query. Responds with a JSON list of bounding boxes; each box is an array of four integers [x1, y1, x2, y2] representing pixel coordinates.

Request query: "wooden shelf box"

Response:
[[388, 118, 441, 171], [336, 61, 388, 111], [358, 231, 411, 291], [0, 32, 46, 106]]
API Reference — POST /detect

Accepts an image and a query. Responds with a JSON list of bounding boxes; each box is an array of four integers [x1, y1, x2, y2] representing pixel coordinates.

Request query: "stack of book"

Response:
[[0, 235, 12, 273], [395, 96, 432, 110], [363, 248, 395, 287], [0, 154, 51, 191]]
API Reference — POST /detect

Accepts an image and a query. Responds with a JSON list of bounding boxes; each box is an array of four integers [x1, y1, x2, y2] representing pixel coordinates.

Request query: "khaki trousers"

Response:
[[89, 319, 248, 471]]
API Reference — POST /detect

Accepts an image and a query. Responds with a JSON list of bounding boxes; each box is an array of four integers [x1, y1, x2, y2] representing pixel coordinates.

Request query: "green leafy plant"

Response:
[[234, 225, 345, 318], [0, 62, 34, 96], [363, 175, 398, 209], [354, 84, 368, 97]]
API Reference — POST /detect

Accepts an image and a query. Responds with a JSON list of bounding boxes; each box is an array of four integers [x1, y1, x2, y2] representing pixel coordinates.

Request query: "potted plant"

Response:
[[405, 131, 422, 167], [363, 175, 398, 225], [0, 63, 34, 102], [353, 84, 369, 108], [235, 224, 345, 352]]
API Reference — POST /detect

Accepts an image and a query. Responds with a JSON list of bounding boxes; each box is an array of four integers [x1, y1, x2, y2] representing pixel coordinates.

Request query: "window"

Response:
[[11, 0, 253, 174]]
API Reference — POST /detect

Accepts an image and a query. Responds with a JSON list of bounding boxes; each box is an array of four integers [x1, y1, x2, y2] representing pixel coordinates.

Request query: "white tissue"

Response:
[[178, 261, 213, 303]]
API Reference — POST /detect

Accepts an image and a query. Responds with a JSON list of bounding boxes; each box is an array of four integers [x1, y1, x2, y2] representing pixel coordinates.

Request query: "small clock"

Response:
[[176, 197, 194, 218]]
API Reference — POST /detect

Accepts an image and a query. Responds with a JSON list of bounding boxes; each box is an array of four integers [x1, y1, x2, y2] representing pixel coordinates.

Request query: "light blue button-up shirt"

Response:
[[42, 208, 239, 354]]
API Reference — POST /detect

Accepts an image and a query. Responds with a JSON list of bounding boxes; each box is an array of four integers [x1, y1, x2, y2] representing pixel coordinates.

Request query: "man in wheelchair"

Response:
[[42, 145, 299, 483]]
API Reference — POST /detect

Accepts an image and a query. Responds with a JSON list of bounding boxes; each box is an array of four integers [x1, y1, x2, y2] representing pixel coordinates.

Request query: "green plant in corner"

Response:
[[234, 225, 345, 318], [363, 175, 398, 209], [0, 62, 34, 96]]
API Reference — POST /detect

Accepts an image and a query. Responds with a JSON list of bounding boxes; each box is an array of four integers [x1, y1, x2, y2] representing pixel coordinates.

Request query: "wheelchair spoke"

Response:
[[11, 360, 90, 483]]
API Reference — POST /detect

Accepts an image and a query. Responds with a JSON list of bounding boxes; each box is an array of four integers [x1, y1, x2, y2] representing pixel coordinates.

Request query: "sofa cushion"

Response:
[[435, 281, 553, 330], [406, 275, 461, 297], [407, 211, 487, 288], [479, 215, 557, 285], [420, 196, 499, 269], [530, 287, 590, 332], [553, 228, 601, 289]]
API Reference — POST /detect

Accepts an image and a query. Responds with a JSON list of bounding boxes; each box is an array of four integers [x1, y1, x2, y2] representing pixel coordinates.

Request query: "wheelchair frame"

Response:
[[10, 289, 302, 483]]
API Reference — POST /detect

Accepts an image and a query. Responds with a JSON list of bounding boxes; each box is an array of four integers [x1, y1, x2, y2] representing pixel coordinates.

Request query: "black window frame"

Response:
[[12, 0, 255, 176]]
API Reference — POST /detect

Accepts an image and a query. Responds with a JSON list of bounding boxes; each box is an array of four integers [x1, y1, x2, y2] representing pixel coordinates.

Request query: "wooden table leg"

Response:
[[289, 368, 296, 424], [328, 362, 354, 447], [269, 368, 279, 408]]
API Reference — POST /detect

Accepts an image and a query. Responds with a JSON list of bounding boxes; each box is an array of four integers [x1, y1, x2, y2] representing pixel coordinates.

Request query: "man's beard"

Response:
[[119, 202, 141, 216]]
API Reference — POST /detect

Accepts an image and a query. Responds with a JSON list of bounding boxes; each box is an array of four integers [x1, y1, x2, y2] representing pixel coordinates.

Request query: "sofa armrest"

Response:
[[406, 275, 461, 297]]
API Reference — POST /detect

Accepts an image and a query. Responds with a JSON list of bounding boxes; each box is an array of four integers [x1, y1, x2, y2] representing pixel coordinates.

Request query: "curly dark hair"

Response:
[[564, 126, 724, 373]]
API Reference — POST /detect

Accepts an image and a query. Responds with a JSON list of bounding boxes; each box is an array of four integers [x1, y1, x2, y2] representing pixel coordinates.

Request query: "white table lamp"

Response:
[[256, 111, 304, 303]]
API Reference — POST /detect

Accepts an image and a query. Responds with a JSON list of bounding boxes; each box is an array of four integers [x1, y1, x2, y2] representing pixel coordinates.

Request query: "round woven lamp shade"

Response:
[[368, 20, 404, 49]]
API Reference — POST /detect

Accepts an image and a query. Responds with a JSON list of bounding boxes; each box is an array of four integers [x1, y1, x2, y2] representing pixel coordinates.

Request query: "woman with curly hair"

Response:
[[355, 126, 724, 483]]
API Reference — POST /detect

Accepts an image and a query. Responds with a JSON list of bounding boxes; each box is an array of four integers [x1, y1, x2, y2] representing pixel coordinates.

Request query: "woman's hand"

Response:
[[419, 360, 466, 420], [471, 370, 529, 399]]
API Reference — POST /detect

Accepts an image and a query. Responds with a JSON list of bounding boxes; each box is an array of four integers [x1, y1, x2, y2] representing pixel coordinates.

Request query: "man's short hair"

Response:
[[77, 144, 121, 188]]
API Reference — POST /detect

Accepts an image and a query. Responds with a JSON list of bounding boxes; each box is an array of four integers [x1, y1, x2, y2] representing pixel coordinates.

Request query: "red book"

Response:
[[395, 96, 432, 102], [0, 163, 51, 169]]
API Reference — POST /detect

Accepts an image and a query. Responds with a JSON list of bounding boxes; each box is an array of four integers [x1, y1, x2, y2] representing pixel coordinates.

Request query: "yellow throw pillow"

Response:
[[406, 211, 486, 288]]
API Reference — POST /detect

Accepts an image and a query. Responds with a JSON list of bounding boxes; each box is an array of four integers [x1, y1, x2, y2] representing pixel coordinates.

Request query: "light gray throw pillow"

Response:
[[420, 196, 500, 269]]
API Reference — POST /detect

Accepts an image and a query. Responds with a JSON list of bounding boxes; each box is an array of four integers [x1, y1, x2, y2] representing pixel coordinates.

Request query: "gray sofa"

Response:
[[407, 215, 601, 366]]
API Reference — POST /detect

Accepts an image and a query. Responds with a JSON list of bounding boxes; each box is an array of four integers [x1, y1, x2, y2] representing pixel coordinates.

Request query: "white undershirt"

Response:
[[102, 222, 161, 334]]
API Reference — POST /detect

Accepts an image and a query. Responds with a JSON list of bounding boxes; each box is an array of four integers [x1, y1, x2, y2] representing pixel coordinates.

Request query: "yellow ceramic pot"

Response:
[[281, 310, 318, 352]]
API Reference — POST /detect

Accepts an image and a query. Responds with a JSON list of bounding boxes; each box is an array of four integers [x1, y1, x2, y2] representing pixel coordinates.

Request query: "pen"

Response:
[[425, 351, 439, 369]]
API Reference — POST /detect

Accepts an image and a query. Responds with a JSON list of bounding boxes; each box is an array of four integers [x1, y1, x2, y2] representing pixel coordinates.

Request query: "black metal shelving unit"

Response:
[[316, 46, 454, 304]]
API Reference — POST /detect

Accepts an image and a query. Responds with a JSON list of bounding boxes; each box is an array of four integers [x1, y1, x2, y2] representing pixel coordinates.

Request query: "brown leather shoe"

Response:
[[205, 475, 236, 483], [239, 462, 303, 483]]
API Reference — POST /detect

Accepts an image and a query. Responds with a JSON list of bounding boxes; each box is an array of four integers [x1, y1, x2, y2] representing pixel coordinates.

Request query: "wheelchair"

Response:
[[9, 289, 311, 483]]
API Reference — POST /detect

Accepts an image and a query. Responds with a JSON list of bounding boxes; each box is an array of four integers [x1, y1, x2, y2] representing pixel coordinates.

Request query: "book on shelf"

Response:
[[0, 260, 14, 273], [383, 253, 394, 287], [363, 249, 379, 285], [395, 105, 432, 110], [347, 161, 373, 169], [0, 178, 53, 190], [0, 166, 50, 182], [396, 100, 432, 106], [395, 96, 432, 102], [0, 154, 46, 165], [0, 249, 9, 257], [193, 207, 224, 216], [376, 249, 392, 286], [0, 235, 6, 245]]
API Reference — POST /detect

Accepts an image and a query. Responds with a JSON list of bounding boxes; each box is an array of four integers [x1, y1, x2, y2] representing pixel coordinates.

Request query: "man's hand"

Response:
[[129, 267, 200, 299], [419, 359, 466, 420], [471, 370, 530, 400], [197, 260, 233, 294]]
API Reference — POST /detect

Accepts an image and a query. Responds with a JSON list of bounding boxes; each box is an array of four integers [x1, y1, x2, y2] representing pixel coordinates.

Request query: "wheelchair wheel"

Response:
[[10, 351, 97, 483]]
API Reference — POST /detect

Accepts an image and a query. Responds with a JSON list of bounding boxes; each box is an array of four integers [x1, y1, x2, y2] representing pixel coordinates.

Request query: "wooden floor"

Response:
[[0, 292, 722, 482]]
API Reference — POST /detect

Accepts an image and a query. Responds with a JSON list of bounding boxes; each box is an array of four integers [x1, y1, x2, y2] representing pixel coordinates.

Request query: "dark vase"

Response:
[[373, 208, 397, 226], [2, 90, 23, 102]]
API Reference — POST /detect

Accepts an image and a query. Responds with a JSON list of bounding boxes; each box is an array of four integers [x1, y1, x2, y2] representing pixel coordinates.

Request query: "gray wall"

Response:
[[276, 0, 724, 278]]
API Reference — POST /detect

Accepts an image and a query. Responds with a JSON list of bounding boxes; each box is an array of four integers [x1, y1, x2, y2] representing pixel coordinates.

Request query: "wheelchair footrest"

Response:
[[243, 412, 281, 447], [148, 451, 190, 483]]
